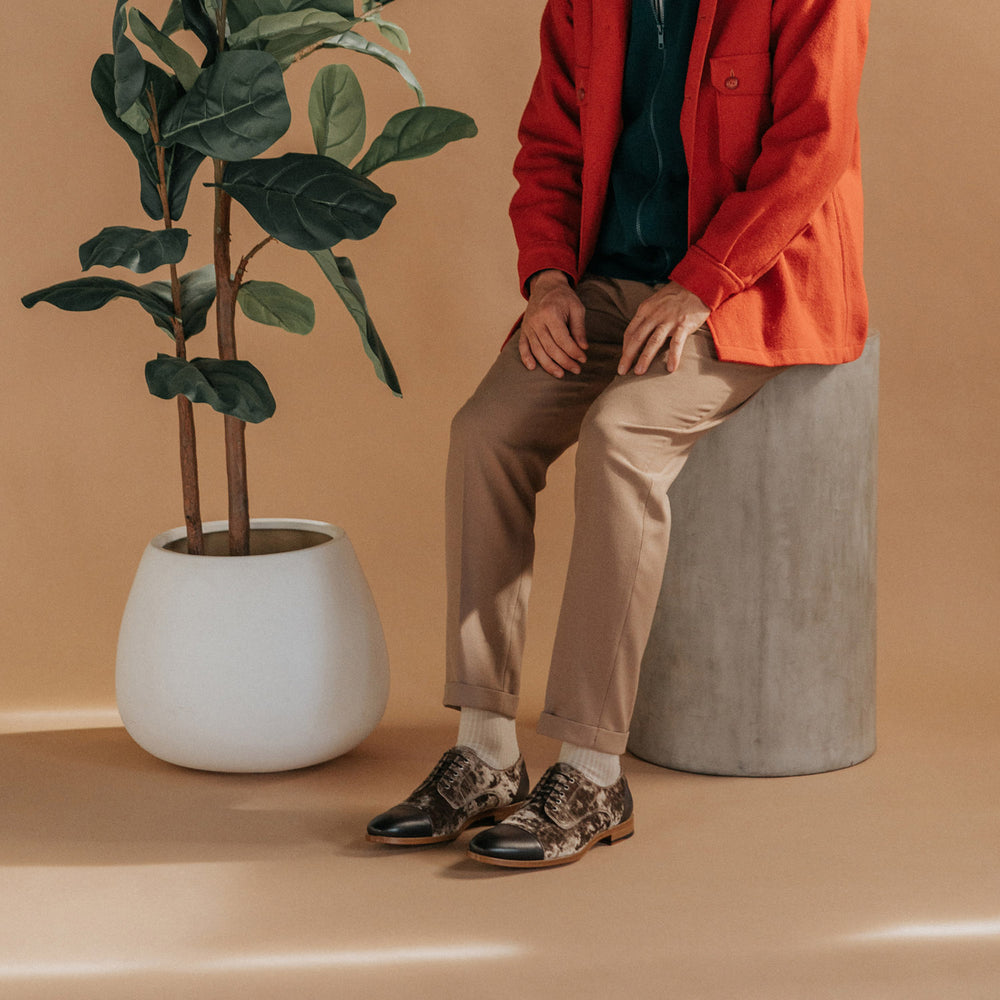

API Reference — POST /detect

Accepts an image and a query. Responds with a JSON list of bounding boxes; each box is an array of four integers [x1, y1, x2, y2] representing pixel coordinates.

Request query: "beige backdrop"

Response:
[[1, 2, 997, 735]]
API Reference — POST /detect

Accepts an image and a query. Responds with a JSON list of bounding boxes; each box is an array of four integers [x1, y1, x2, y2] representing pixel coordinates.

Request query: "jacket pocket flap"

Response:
[[710, 53, 772, 96]]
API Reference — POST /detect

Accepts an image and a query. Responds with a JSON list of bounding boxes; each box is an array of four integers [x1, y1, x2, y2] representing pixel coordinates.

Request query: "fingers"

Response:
[[664, 327, 690, 373], [517, 333, 538, 371], [518, 281, 588, 377], [568, 297, 588, 353], [618, 282, 710, 376], [619, 317, 668, 376], [519, 321, 586, 377]]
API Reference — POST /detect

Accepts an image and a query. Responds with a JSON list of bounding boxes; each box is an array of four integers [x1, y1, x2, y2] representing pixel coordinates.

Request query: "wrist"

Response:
[[528, 269, 572, 295]]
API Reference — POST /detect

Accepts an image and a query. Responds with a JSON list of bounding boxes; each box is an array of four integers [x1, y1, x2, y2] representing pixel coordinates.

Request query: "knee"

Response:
[[450, 393, 492, 456], [576, 401, 622, 469]]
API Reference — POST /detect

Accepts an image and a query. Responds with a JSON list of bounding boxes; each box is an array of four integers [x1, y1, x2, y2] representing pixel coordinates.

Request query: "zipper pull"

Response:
[[651, 0, 665, 50]]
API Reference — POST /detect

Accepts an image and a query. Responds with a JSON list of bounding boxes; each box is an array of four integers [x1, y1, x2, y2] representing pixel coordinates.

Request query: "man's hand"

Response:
[[518, 270, 588, 377], [618, 281, 710, 376]]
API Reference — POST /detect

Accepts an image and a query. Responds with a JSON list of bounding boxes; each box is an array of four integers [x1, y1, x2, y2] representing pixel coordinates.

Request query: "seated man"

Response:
[[368, 0, 870, 869]]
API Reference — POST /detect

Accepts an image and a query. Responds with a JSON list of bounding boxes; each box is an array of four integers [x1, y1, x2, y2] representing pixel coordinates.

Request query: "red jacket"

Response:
[[510, 0, 870, 366]]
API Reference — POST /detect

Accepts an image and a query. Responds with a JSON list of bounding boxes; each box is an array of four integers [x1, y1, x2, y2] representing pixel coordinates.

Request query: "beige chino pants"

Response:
[[444, 275, 785, 754]]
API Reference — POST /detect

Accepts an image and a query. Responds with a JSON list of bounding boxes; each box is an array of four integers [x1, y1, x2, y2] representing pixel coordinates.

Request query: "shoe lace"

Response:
[[428, 748, 467, 794], [532, 766, 574, 810]]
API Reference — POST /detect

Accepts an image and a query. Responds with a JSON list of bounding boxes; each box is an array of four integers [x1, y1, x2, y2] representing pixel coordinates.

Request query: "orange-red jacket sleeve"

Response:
[[509, 0, 583, 295], [670, 0, 870, 311]]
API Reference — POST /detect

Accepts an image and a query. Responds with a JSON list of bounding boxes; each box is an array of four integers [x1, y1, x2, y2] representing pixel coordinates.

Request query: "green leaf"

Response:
[[113, 0, 146, 115], [220, 153, 396, 251], [92, 54, 206, 221], [356, 106, 478, 176], [305, 0, 356, 14], [160, 50, 291, 161], [146, 355, 276, 423], [128, 8, 202, 91], [21, 277, 175, 324], [308, 64, 365, 165], [79, 226, 190, 274], [179, 0, 220, 61], [228, 9, 357, 68], [227, 0, 355, 34], [375, 20, 409, 52], [237, 280, 315, 334], [321, 31, 424, 105], [161, 1, 185, 35], [143, 265, 218, 338], [119, 99, 152, 135], [310, 249, 401, 396]]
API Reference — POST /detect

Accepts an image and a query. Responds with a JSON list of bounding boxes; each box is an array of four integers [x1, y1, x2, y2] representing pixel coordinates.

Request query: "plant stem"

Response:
[[209, 0, 251, 557], [233, 236, 274, 294], [149, 89, 204, 556], [213, 158, 251, 556]]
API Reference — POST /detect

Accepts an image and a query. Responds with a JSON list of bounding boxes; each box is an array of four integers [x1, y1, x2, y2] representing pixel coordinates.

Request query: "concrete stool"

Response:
[[628, 333, 879, 776]]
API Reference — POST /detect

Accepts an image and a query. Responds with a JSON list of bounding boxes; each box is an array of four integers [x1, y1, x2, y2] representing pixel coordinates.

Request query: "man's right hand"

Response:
[[517, 270, 588, 377]]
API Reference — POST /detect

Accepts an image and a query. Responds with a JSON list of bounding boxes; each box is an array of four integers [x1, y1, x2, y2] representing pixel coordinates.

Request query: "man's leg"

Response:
[[467, 282, 784, 867], [443, 290, 626, 720], [369, 281, 626, 846], [538, 296, 785, 753]]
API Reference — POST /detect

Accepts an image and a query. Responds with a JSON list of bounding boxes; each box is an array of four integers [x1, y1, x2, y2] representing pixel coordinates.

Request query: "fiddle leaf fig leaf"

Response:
[[179, 0, 220, 61], [145, 355, 277, 423], [228, 10, 357, 68], [119, 99, 152, 135], [355, 106, 478, 176], [161, 1, 184, 35], [160, 50, 291, 161], [309, 249, 401, 396], [143, 265, 217, 338], [226, 0, 355, 34], [237, 280, 315, 334], [375, 20, 409, 52], [305, 0, 356, 14], [92, 54, 205, 220], [220, 153, 396, 251], [21, 277, 175, 324], [321, 31, 424, 105], [308, 64, 366, 165], [79, 227, 190, 274], [113, 0, 146, 115], [128, 8, 202, 91]]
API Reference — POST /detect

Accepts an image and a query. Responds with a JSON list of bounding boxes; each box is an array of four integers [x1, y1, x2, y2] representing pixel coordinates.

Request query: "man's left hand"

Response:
[[618, 281, 710, 376]]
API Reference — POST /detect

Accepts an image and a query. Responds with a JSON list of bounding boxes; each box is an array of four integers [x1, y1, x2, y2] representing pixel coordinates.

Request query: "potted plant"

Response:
[[22, 0, 476, 772]]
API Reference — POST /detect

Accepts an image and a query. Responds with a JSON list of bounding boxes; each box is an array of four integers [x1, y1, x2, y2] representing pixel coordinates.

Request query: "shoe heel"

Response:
[[602, 814, 635, 845]]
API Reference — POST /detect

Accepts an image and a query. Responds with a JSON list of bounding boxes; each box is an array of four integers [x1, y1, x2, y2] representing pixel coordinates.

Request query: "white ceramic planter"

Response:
[[116, 518, 389, 772]]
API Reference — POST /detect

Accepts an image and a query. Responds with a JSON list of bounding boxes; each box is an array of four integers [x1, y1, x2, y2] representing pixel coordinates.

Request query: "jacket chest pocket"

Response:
[[709, 53, 773, 179]]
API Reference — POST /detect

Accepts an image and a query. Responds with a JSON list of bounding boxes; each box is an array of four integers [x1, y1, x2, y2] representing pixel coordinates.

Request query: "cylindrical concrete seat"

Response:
[[628, 333, 879, 776]]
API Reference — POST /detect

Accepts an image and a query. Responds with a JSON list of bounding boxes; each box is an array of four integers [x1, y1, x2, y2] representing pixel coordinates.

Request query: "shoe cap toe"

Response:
[[367, 804, 433, 840], [468, 823, 545, 862]]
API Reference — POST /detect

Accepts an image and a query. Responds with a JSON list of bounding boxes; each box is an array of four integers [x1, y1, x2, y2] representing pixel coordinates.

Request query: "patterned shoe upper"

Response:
[[498, 763, 633, 862], [400, 746, 529, 838]]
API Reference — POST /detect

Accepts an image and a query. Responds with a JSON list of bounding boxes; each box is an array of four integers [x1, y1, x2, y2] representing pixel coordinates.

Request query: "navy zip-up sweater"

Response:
[[588, 0, 700, 283]]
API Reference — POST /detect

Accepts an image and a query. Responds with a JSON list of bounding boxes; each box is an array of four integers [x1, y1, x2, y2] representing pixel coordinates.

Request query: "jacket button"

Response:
[[577, 86, 586, 101], [725, 73, 739, 90]]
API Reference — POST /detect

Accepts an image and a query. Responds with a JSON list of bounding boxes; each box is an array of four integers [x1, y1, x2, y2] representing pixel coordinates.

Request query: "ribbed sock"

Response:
[[456, 708, 520, 769], [558, 742, 621, 787]]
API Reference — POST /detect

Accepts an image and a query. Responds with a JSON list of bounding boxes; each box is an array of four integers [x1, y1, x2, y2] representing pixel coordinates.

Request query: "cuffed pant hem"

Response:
[[443, 682, 519, 720], [537, 712, 629, 755]]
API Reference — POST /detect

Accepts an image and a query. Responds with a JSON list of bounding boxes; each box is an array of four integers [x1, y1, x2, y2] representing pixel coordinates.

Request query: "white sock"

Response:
[[456, 708, 520, 769], [558, 743, 621, 786]]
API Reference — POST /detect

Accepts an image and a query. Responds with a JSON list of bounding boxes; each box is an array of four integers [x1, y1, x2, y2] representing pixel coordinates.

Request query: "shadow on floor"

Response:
[[0, 720, 455, 868]]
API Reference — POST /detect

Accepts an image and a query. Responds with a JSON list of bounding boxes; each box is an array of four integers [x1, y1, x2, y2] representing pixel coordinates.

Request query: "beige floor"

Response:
[[2, 672, 998, 1000]]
